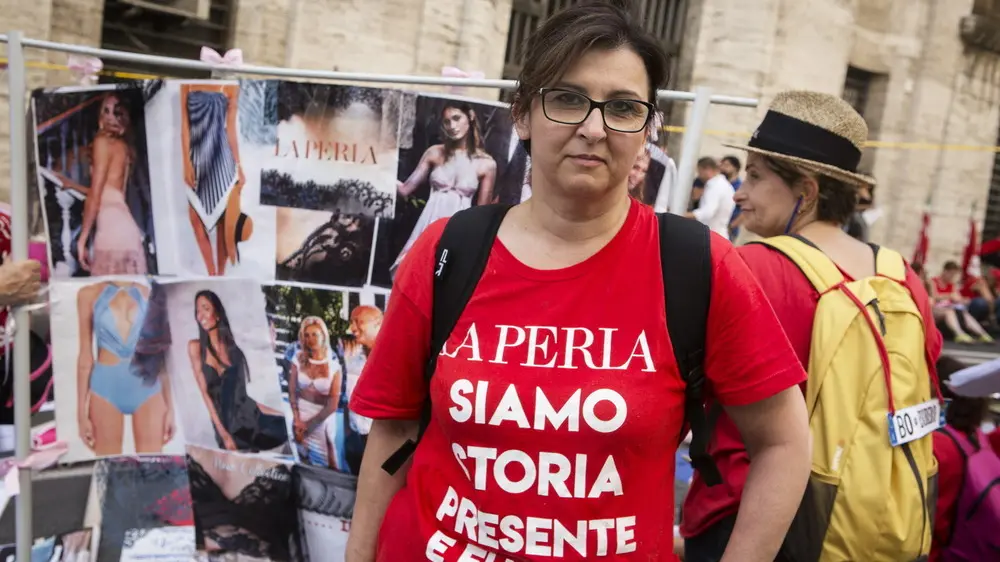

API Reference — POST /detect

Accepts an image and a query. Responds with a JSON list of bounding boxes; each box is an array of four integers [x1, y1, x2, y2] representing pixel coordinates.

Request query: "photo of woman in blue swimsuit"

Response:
[[76, 280, 175, 455]]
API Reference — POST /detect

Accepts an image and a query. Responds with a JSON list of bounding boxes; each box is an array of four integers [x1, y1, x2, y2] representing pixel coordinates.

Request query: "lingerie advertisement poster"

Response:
[[160, 278, 291, 454], [630, 143, 668, 208], [49, 277, 185, 463], [294, 464, 357, 561], [369, 94, 528, 287], [90, 456, 193, 562], [274, 208, 376, 288], [120, 526, 196, 561], [32, 85, 158, 279], [145, 79, 277, 279], [263, 284, 384, 475], [186, 445, 300, 561], [257, 82, 402, 219], [0, 529, 92, 562]]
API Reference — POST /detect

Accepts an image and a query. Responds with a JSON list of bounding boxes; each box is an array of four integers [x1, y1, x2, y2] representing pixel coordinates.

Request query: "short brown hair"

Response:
[[697, 157, 718, 170], [943, 261, 961, 271], [510, 0, 670, 123], [760, 156, 857, 225]]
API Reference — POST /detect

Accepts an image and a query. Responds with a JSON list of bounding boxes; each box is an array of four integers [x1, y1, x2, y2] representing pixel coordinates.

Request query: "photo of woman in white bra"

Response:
[[288, 316, 343, 469]]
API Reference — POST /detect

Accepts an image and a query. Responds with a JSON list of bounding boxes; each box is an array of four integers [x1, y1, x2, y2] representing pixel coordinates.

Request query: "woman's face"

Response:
[[520, 47, 650, 200], [99, 96, 127, 136], [195, 296, 219, 331], [303, 324, 325, 351], [734, 154, 800, 237], [441, 108, 471, 141]]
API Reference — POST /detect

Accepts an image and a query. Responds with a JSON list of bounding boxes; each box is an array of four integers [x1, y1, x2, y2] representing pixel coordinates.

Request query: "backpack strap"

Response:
[[874, 246, 907, 283], [381, 204, 513, 475], [752, 235, 846, 293], [657, 213, 722, 487]]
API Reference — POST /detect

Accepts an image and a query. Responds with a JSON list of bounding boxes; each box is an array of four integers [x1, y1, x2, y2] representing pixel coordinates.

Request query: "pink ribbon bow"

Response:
[[67, 55, 102, 86], [200, 47, 244, 68], [649, 111, 664, 142], [1, 441, 68, 498], [441, 66, 486, 95]]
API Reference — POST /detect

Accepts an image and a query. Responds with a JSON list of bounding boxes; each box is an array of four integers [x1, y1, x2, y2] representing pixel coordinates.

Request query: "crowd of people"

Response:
[[345, 2, 1000, 562]]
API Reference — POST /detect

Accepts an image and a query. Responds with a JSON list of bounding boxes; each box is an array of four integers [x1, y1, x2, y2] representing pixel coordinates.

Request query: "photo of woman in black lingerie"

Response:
[[180, 83, 253, 277], [186, 445, 299, 561], [187, 290, 287, 452], [50, 279, 177, 462], [370, 95, 525, 287], [275, 208, 375, 287], [33, 86, 156, 278]]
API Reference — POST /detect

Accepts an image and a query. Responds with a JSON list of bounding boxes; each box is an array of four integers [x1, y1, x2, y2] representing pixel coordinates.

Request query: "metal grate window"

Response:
[[100, 0, 233, 81], [842, 66, 874, 118], [503, 0, 689, 85]]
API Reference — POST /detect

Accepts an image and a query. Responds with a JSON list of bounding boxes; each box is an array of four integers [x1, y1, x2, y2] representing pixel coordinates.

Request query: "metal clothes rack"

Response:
[[1, 29, 757, 559]]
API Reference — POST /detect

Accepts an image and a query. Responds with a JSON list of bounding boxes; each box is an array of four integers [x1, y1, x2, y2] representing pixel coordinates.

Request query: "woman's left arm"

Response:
[[476, 157, 497, 206], [703, 243, 811, 562], [306, 362, 342, 433]]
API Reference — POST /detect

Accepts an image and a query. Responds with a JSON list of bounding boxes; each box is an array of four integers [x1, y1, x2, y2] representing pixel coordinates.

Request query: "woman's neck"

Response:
[[208, 330, 222, 350], [523, 187, 631, 245]]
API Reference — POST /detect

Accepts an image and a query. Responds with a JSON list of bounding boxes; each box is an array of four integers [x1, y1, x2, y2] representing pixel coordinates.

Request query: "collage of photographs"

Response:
[[24, 77, 538, 560]]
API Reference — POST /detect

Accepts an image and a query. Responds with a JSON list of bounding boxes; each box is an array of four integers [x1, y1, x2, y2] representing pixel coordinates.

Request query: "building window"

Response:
[[842, 66, 874, 118], [100, 0, 234, 81], [502, 0, 690, 102]]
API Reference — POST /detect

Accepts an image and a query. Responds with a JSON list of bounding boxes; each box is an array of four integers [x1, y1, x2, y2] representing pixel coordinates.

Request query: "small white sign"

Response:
[[887, 399, 943, 447], [119, 526, 195, 562]]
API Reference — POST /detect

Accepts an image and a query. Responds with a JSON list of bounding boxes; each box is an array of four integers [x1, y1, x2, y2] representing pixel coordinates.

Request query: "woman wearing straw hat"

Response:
[[680, 91, 943, 561]]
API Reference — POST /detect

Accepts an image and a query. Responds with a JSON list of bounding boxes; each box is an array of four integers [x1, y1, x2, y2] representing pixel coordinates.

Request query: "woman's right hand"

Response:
[[78, 411, 95, 451], [184, 163, 197, 190], [76, 237, 90, 271], [221, 432, 238, 451]]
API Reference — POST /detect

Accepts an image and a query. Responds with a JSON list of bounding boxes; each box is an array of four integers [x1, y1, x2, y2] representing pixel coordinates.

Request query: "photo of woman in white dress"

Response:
[[289, 316, 343, 469], [389, 100, 497, 277]]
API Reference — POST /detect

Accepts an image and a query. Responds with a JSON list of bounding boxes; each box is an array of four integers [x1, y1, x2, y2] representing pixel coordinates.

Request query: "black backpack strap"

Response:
[[381, 204, 513, 475], [658, 213, 722, 487]]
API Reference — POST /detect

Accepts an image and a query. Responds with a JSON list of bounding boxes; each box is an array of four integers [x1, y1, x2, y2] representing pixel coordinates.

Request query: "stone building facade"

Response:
[[672, 0, 1000, 268]]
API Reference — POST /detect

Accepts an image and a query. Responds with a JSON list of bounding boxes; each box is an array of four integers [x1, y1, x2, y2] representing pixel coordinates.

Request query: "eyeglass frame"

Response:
[[537, 87, 656, 133]]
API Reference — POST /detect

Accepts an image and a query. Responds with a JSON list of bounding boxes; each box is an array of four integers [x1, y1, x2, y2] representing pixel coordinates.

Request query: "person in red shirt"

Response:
[[682, 91, 944, 559], [931, 261, 992, 343], [345, 4, 812, 562], [929, 355, 995, 560]]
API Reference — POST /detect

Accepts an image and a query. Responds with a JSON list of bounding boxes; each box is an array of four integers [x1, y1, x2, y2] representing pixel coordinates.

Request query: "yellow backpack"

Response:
[[757, 236, 941, 562]]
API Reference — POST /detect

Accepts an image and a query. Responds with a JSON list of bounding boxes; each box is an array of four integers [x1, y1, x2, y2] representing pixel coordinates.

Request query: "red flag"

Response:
[[961, 217, 980, 279], [913, 211, 930, 266]]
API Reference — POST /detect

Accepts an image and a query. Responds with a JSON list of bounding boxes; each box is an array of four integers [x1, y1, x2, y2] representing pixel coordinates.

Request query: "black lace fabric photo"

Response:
[[186, 445, 300, 561], [94, 456, 193, 562]]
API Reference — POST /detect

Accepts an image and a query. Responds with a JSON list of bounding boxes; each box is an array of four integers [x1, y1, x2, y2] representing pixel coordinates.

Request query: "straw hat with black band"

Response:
[[724, 90, 876, 189]]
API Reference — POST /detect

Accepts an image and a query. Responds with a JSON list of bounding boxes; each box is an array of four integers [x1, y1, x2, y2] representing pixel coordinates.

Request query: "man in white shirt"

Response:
[[685, 157, 736, 240]]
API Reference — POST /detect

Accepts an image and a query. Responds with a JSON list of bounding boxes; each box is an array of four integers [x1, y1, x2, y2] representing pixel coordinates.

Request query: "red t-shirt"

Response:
[[991, 427, 1000, 456], [350, 200, 805, 561], [932, 277, 958, 299], [681, 241, 943, 538]]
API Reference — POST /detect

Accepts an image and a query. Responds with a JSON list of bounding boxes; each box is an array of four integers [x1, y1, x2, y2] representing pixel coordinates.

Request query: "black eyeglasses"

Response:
[[539, 88, 654, 133]]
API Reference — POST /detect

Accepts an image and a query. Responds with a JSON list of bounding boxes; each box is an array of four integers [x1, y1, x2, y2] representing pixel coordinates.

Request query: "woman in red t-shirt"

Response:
[[931, 261, 992, 343], [681, 91, 944, 559], [345, 3, 812, 562]]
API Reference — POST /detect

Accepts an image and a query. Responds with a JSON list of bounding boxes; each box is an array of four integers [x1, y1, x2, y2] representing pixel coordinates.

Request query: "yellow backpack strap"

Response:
[[873, 246, 907, 282], [755, 235, 846, 293]]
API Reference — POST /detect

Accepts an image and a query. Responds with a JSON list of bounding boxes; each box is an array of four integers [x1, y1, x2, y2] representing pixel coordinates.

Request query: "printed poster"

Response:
[[274, 208, 375, 288], [263, 284, 385, 474], [0, 529, 92, 562], [145, 79, 276, 278], [49, 277, 185, 463], [630, 144, 668, 208], [370, 94, 528, 287], [120, 526, 196, 561], [257, 82, 402, 219], [186, 445, 300, 561], [32, 84, 158, 278], [92, 456, 193, 562], [294, 464, 357, 561], [159, 279, 291, 454]]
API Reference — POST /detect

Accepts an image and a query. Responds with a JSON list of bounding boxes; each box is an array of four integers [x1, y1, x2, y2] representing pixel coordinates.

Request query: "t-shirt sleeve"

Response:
[[348, 220, 445, 420], [905, 266, 943, 376], [703, 236, 808, 406]]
